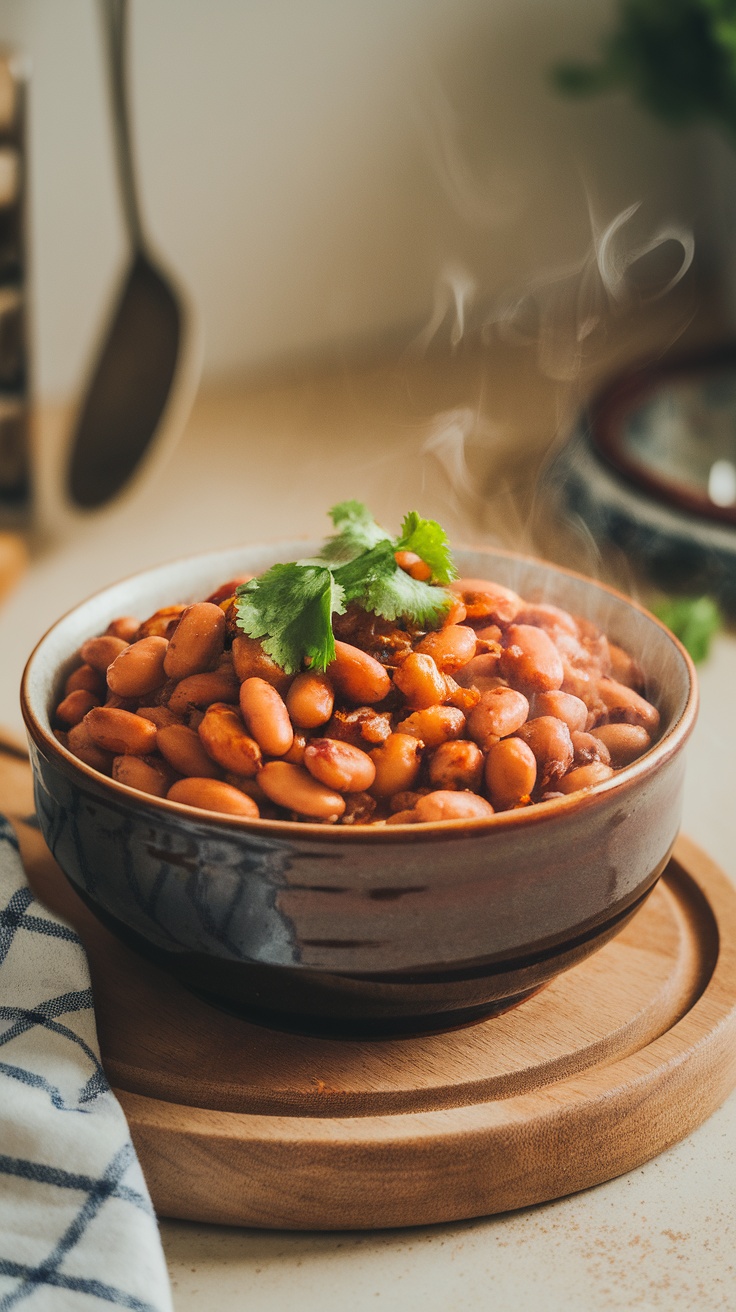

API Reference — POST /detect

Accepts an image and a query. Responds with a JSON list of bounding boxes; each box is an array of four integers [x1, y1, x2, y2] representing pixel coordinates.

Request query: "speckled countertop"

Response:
[[2, 347, 734, 1311]]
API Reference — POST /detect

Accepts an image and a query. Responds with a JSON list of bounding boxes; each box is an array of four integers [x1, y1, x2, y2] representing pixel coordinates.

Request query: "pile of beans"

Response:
[[52, 570, 660, 825]]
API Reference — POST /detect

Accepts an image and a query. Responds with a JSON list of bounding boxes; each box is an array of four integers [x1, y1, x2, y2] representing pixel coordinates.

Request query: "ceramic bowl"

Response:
[[21, 543, 697, 1037]]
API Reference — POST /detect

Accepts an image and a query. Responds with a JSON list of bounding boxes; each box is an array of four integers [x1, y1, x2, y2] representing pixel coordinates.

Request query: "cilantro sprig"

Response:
[[235, 503, 457, 673], [318, 499, 391, 564]]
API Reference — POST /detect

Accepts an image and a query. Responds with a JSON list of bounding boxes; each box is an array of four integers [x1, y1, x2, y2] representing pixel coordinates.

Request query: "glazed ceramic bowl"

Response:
[[21, 543, 697, 1037]]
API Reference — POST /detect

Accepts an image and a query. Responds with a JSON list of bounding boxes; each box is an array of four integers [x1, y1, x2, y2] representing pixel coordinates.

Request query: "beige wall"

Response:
[[0, 0, 698, 401]]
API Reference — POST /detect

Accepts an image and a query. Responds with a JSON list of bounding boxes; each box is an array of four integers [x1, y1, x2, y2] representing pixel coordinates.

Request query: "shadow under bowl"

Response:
[[21, 543, 697, 1037]]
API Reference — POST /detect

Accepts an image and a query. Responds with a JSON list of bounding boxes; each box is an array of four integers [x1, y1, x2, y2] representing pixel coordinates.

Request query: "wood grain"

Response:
[[6, 749, 736, 1231]]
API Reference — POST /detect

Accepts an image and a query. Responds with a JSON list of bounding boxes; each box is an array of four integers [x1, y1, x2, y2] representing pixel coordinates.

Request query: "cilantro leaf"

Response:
[[334, 541, 453, 625], [318, 500, 390, 565], [395, 511, 458, 584], [652, 595, 722, 664], [234, 501, 458, 669], [235, 564, 345, 673]]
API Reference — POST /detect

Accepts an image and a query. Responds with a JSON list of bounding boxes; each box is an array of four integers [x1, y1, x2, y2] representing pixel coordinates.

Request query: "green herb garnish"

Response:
[[394, 510, 457, 584], [235, 503, 457, 673], [235, 564, 346, 673], [318, 499, 391, 564], [652, 595, 723, 663]]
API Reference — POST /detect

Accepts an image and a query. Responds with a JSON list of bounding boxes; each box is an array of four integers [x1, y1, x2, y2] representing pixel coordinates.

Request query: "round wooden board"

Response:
[[7, 735, 736, 1231]]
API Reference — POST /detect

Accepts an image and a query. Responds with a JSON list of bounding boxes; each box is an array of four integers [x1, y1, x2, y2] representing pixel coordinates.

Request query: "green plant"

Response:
[[555, 0, 736, 138], [652, 594, 723, 661]]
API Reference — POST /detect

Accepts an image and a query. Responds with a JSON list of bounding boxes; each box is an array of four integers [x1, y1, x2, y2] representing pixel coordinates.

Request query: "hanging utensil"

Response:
[[67, 0, 199, 510]]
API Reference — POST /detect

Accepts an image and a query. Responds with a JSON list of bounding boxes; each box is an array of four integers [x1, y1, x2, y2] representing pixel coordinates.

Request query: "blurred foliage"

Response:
[[652, 594, 723, 661], [554, 0, 736, 137]]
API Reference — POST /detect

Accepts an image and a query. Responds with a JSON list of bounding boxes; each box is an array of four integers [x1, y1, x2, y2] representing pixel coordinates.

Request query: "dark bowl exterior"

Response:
[[22, 544, 697, 1037]]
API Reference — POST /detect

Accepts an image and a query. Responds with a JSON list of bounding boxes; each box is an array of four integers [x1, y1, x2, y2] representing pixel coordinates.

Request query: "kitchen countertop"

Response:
[[2, 343, 734, 1310]]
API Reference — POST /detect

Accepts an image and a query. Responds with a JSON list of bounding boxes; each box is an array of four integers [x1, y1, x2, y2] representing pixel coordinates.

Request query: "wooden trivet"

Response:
[[5, 741, 736, 1231]]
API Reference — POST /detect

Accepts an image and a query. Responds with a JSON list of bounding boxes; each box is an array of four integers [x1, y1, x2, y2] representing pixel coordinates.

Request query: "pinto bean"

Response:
[[55, 689, 101, 726], [258, 761, 345, 820], [414, 790, 495, 822], [283, 731, 308, 764], [393, 653, 448, 708], [105, 616, 140, 642], [327, 641, 391, 705], [64, 664, 105, 696], [558, 762, 614, 794], [532, 690, 588, 733], [395, 549, 432, 581], [485, 738, 537, 810], [157, 723, 222, 779], [385, 808, 421, 825], [500, 625, 564, 696], [591, 723, 651, 767], [442, 597, 467, 626], [474, 624, 503, 645], [167, 669, 239, 715], [514, 602, 579, 637], [516, 715, 574, 788], [136, 705, 182, 729], [286, 672, 334, 728], [222, 774, 268, 802], [80, 635, 129, 673], [453, 652, 502, 692], [107, 636, 169, 698], [396, 705, 466, 748], [608, 643, 645, 692], [136, 605, 187, 640], [104, 691, 138, 711], [163, 602, 226, 679], [67, 721, 114, 774], [596, 678, 660, 734], [415, 625, 477, 673], [205, 576, 252, 606], [239, 678, 294, 757], [112, 754, 173, 798], [389, 789, 429, 813], [571, 730, 611, 768], [198, 703, 262, 776], [84, 706, 158, 756], [561, 661, 602, 709], [428, 740, 484, 791], [370, 734, 423, 797], [450, 578, 521, 624], [231, 635, 292, 693], [167, 777, 260, 817], [304, 739, 376, 792], [466, 687, 529, 748]]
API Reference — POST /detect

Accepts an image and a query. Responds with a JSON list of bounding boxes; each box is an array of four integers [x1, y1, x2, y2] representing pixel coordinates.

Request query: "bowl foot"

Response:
[[186, 981, 550, 1039]]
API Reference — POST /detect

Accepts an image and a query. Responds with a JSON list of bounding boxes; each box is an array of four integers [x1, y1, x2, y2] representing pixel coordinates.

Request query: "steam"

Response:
[[412, 265, 477, 354], [596, 203, 694, 304], [413, 69, 521, 228], [412, 201, 694, 382], [413, 198, 695, 595], [422, 407, 495, 515]]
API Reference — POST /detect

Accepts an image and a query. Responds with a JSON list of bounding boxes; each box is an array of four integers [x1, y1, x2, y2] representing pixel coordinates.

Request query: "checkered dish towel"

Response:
[[0, 816, 173, 1312]]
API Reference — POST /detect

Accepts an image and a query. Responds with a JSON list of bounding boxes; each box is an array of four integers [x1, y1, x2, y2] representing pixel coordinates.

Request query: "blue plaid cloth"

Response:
[[0, 816, 173, 1311]]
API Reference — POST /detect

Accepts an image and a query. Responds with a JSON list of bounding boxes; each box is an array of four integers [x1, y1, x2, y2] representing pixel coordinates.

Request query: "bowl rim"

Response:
[[20, 540, 699, 843]]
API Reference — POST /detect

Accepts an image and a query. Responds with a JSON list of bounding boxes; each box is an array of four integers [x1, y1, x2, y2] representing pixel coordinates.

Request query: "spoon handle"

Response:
[[99, 0, 144, 251]]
